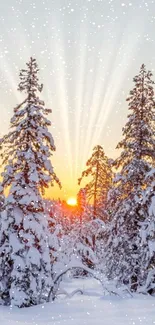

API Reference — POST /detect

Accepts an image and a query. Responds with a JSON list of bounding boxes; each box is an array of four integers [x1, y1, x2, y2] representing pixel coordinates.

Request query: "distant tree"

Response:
[[0, 57, 61, 307], [105, 64, 155, 292], [78, 145, 112, 220], [77, 188, 87, 226]]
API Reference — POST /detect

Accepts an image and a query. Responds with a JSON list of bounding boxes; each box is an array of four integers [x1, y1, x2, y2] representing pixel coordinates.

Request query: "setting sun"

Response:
[[67, 197, 77, 206]]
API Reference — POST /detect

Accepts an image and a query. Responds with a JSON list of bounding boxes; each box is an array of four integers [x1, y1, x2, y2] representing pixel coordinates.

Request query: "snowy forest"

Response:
[[0, 57, 155, 309]]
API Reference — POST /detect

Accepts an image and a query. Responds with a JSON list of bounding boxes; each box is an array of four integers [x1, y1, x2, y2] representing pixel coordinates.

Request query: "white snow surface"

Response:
[[0, 278, 155, 325]]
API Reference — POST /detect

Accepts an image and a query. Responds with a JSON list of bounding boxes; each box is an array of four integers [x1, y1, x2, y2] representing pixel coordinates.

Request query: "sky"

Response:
[[0, 0, 155, 200]]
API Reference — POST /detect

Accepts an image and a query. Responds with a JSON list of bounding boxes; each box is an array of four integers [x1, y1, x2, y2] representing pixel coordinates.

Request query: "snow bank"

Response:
[[0, 279, 155, 325]]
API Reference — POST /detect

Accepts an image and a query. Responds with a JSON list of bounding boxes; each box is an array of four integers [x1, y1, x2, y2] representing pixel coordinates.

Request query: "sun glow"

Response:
[[67, 197, 77, 206]]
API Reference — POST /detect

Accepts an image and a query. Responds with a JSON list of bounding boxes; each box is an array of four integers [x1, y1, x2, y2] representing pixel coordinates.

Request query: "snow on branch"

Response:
[[47, 262, 130, 302]]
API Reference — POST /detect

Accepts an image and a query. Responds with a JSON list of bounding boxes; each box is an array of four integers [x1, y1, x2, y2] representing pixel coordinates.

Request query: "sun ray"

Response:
[[81, 17, 145, 166], [90, 20, 146, 150], [74, 23, 88, 182], [82, 26, 126, 163], [49, 18, 73, 183]]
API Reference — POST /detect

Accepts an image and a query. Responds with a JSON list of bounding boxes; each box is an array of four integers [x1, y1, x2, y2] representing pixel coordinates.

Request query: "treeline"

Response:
[[0, 59, 154, 308]]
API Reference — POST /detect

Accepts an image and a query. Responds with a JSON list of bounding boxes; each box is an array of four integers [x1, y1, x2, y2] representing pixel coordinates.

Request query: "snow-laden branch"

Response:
[[56, 288, 84, 298], [47, 262, 131, 302]]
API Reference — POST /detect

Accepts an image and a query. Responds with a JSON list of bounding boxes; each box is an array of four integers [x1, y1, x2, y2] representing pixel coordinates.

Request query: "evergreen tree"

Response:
[[0, 57, 60, 307], [77, 188, 87, 227], [105, 64, 155, 291], [139, 168, 155, 294], [78, 145, 112, 220]]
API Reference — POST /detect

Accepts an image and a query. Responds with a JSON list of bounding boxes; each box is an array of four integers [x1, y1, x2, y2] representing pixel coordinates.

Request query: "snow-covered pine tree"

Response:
[[105, 64, 155, 291], [138, 168, 155, 294], [0, 57, 61, 307], [78, 145, 112, 220], [76, 188, 105, 269]]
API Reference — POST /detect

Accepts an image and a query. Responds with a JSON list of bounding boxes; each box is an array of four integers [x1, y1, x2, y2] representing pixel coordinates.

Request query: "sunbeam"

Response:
[[74, 23, 88, 181], [90, 15, 146, 150], [49, 18, 74, 183]]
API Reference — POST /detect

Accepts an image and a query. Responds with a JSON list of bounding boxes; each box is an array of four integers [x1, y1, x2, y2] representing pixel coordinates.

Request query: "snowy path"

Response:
[[0, 278, 155, 325]]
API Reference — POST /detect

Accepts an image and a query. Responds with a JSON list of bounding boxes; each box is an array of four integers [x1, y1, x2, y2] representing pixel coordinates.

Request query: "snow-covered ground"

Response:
[[0, 278, 155, 325]]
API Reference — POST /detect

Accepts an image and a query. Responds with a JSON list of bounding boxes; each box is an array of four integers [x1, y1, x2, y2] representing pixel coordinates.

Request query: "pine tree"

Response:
[[105, 64, 155, 291], [138, 168, 155, 294], [78, 145, 112, 220], [0, 57, 61, 307], [77, 188, 87, 227]]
